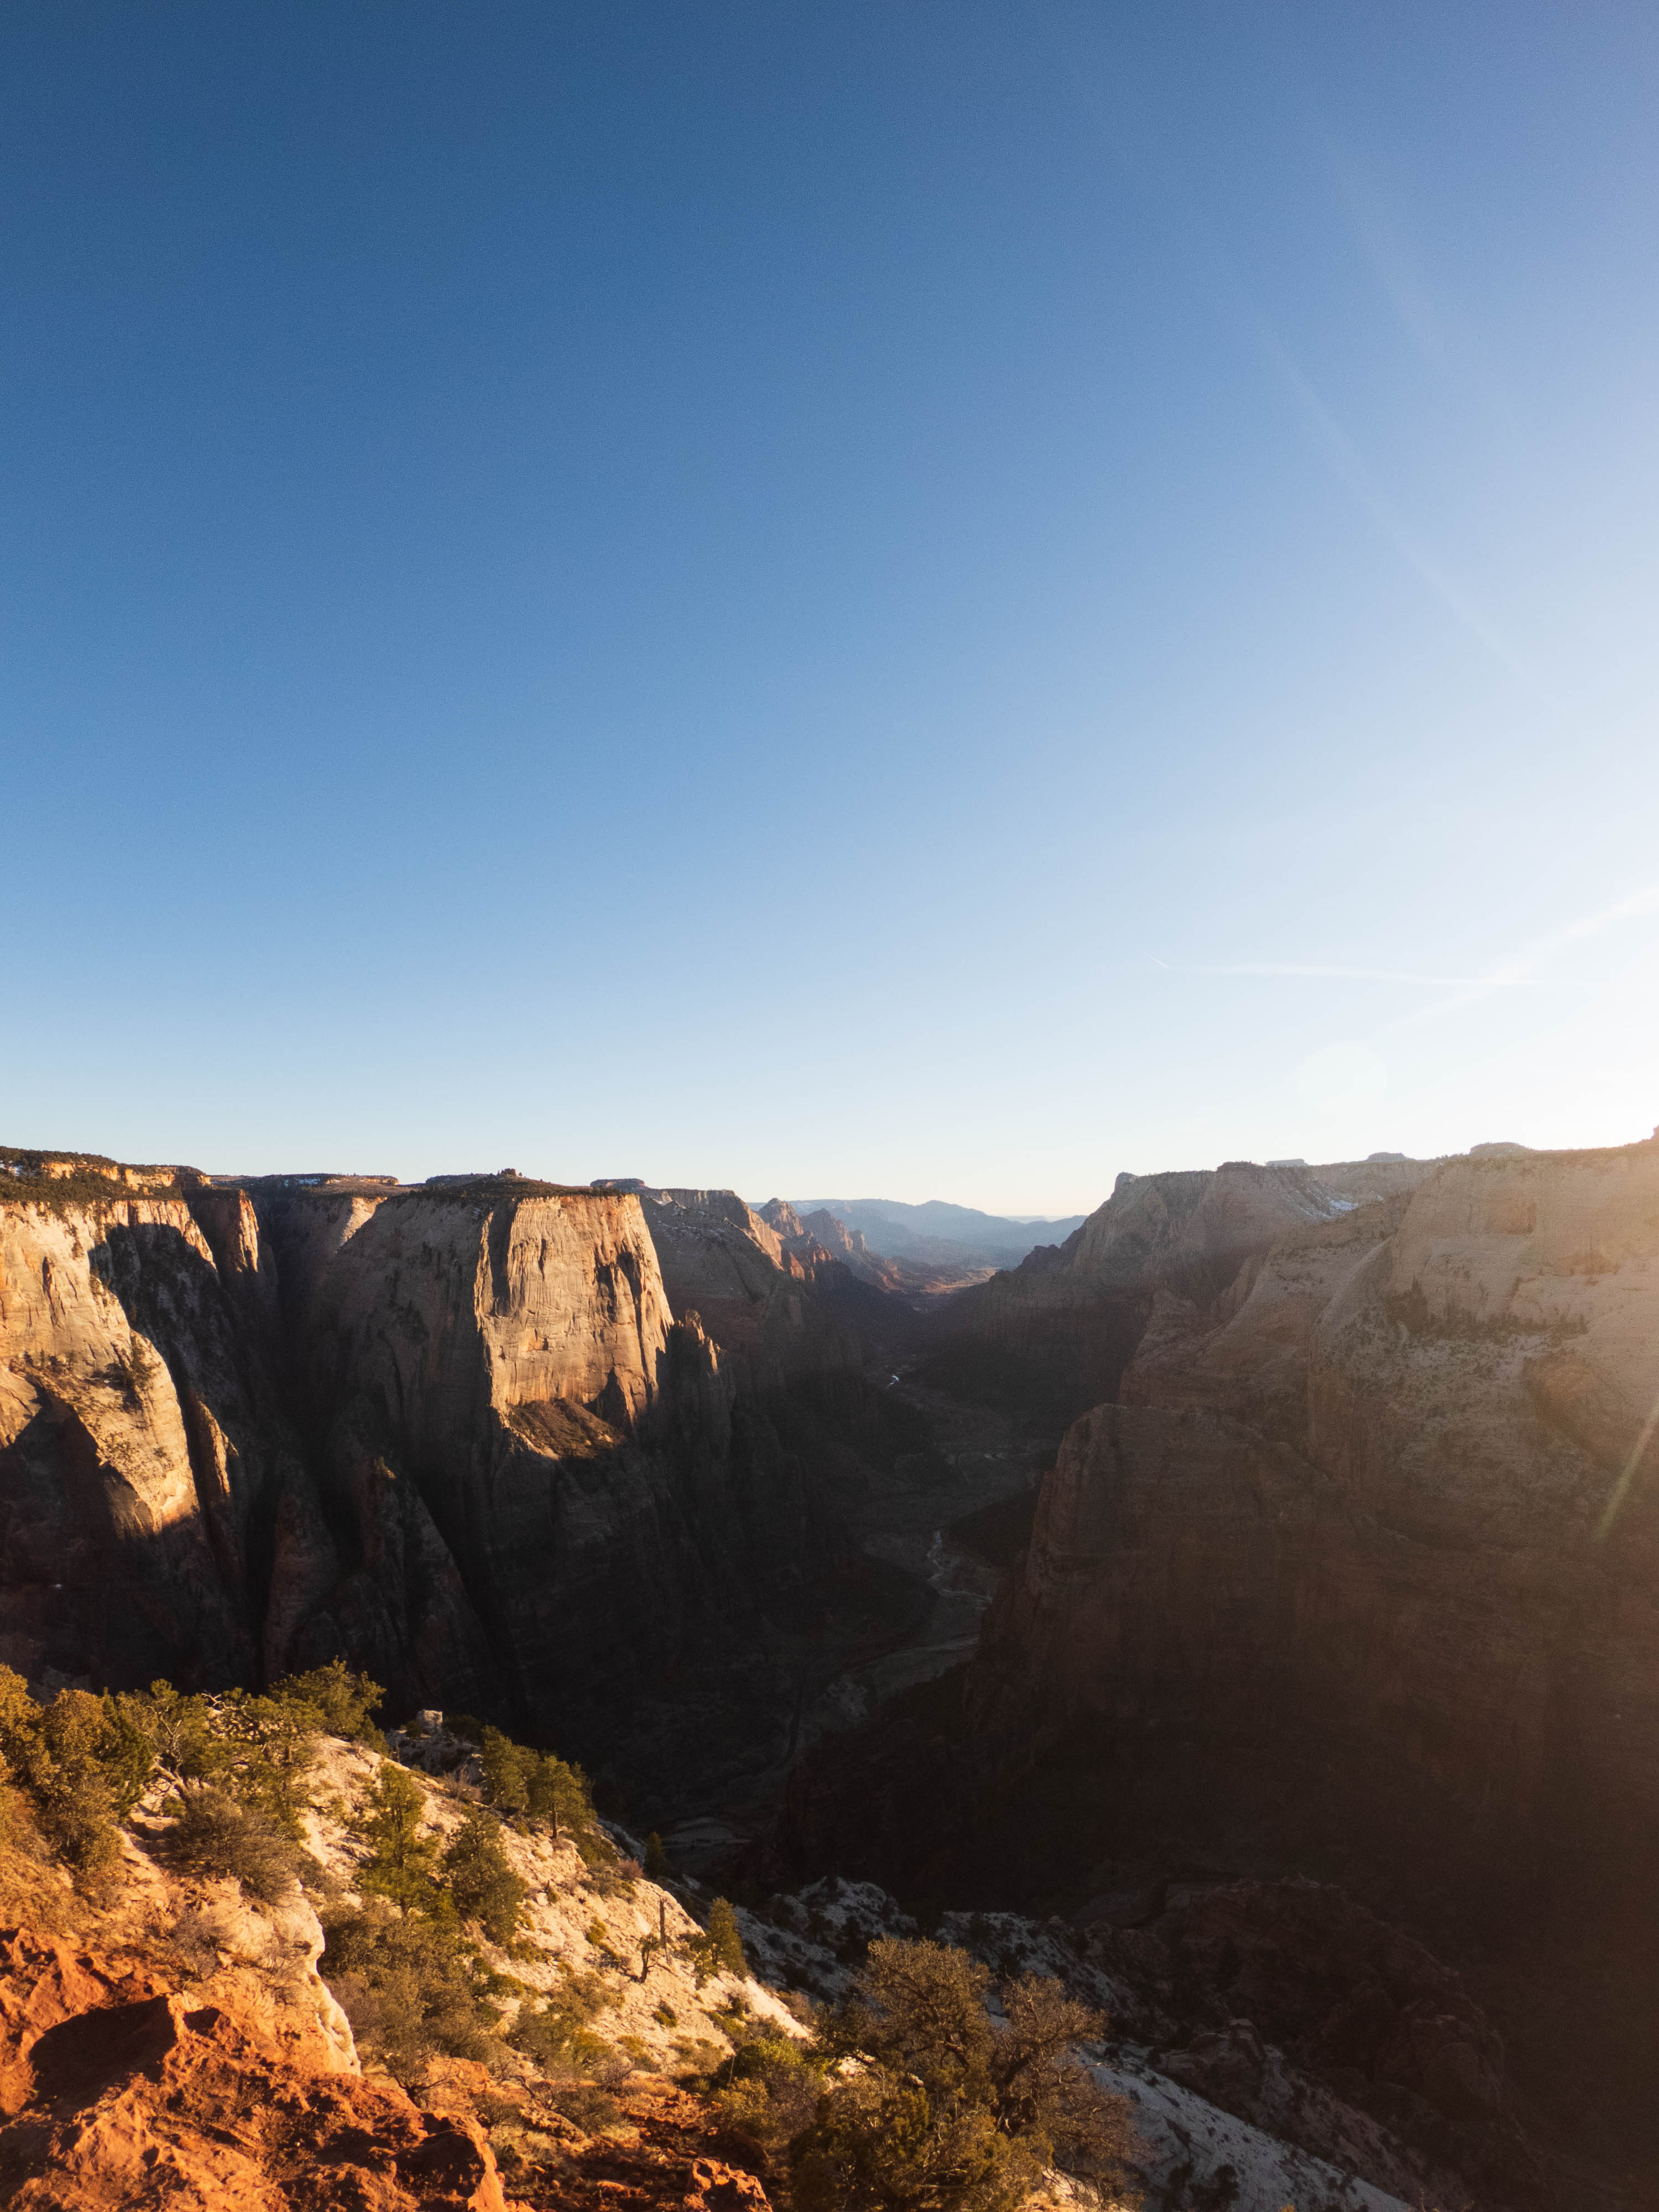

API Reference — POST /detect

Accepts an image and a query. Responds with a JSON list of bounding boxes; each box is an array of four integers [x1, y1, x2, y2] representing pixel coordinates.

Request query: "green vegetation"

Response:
[[0, 1659, 385, 1879], [476, 1724, 634, 1890], [686, 1896, 747, 1986], [319, 1897, 502, 2078], [441, 1807, 529, 1945], [326, 1722, 620, 2079], [321, 1755, 538, 2080], [353, 1758, 445, 1911], [707, 1937, 1130, 2212], [792, 1937, 1131, 2212], [160, 1786, 299, 1903], [0, 1662, 656, 2095], [712, 2029, 824, 2150], [508, 1964, 616, 2071], [274, 1657, 388, 1744]]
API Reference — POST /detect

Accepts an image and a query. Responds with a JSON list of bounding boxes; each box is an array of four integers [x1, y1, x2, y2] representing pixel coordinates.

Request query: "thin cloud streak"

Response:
[[1244, 315, 1533, 681], [1062, 70, 1530, 684], [1383, 882, 1659, 1035], [1152, 885, 1659, 1015], [1183, 963, 1559, 988]]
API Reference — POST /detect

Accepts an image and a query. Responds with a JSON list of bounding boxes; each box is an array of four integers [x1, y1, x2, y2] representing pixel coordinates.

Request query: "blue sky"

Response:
[[4, 2, 1658, 1213]]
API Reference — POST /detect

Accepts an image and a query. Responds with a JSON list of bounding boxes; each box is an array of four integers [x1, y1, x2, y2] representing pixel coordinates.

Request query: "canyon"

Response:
[[4, 1134, 1658, 2210]]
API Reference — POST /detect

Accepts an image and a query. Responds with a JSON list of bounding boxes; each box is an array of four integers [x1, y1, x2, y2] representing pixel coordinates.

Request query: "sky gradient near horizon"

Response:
[[5, 3, 1659, 1213]]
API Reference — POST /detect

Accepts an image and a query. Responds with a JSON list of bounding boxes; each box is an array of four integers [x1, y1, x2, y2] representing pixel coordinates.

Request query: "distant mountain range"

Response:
[[784, 1196, 1087, 1270]]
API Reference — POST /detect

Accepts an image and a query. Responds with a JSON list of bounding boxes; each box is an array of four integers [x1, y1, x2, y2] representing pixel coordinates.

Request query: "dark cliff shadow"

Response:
[[0, 1390, 252, 1689], [87, 1218, 302, 1655]]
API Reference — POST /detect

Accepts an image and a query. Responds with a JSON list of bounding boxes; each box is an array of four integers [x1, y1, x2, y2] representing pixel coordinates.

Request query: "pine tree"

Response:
[[708, 1896, 747, 1977]]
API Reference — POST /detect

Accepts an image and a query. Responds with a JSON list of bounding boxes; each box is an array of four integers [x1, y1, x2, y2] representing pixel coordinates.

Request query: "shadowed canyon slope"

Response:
[[786, 1136, 1659, 2198], [0, 1152, 906, 1793], [9, 1134, 1659, 2208], [921, 1155, 1441, 1421]]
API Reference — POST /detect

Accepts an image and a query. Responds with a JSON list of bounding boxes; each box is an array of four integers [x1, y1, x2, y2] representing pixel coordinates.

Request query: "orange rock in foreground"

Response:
[[0, 1925, 506, 2211]]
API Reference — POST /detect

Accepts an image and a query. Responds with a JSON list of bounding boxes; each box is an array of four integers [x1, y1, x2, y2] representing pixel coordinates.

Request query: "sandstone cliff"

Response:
[[0, 1703, 804, 2211], [757, 1201, 965, 1297], [639, 1188, 860, 1378], [925, 1157, 1401, 1422], [0, 1162, 301, 1693], [0, 1156, 859, 1780], [792, 1136, 1659, 2203], [962, 1143, 1659, 1921]]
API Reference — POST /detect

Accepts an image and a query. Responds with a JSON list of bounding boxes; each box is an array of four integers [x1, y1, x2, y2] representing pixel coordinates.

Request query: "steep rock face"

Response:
[[971, 1402, 1338, 1736], [0, 1157, 848, 1756], [1308, 1154, 1440, 1207], [0, 1179, 303, 1691], [926, 1160, 1365, 1423], [1119, 1200, 1407, 1442], [640, 1189, 862, 1380], [759, 1200, 919, 1295], [1065, 1161, 1348, 1297], [935, 1140, 1659, 2201], [975, 1141, 1659, 1886], [258, 1181, 818, 1740]]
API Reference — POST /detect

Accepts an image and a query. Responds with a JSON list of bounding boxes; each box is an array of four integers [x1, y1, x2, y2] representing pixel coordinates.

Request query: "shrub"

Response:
[[478, 1726, 530, 1813], [176, 1688, 318, 1835], [33, 1761, 121, 1870], [478, 1726, 624, 1878], [354, 1759, 441, 1912], [269, 1659, 385, 1742], [0, 1663, 383, 1886], [790, 1938, 1133, 2212], [713, 2032, 823, 2149], [643, 1830, 671, 1881], [131, 1683, 228, 1782], [23, 1688, 138, 1869], [161, 1786, 298, 1903], [792, 2059, 1025, 2212], [441, 1808, 527, 1945], [687, 1897, 747, 1985], [0, 1671, 165, 1870], [320, 1898, 499, 2080], [92, 1693, 160, 1815], [546, 2081, 623, 2131], [509, 1965, 615, 2072]]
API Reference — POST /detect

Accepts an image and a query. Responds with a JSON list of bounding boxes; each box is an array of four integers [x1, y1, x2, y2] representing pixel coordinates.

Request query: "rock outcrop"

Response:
[[0, 1156, 860, 1773], [0, 1708, 808, 2212], [639, 1189, 860, 1378], [952, 1140, 1659, 1906], [0, 1936, 504, 2211], [789, 1135, 1659, 2205], [925, 1158, 1402, 1422], [0, 1168, 299, 1693]]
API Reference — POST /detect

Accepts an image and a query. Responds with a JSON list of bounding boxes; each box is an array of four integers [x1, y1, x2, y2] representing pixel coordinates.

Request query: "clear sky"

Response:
[[4, 3, 1658, 1214]]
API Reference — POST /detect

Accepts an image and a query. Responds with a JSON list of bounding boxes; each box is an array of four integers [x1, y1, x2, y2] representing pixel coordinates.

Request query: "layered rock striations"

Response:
[[639, 1188, 860, 1377], [0, 1155, 850, 1760], [0, 1165, 299, 1693], [925, 1157, 1411, 1422], [957, 1141, 1659, 1885], [785, 1138, 1659, 2200]]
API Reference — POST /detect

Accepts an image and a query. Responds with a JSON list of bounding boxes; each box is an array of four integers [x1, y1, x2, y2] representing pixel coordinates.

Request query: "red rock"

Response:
[[0, 1922, 507, 2211]]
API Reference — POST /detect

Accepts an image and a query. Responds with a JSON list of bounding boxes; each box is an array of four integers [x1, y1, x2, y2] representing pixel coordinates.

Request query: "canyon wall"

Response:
[[955, 1141, 1659, 1887], [921, 1157, 1422, 1422], [0, 1155, 848, 1758], [0, 1173, 286, 1693]]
